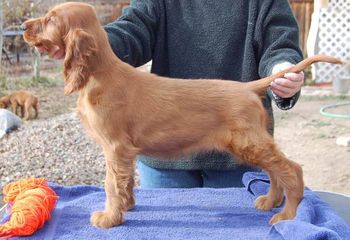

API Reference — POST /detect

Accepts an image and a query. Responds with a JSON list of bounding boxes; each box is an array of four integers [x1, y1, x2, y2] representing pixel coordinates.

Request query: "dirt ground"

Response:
[[4, 84, 350, 196], [273, 92, 350, 195]]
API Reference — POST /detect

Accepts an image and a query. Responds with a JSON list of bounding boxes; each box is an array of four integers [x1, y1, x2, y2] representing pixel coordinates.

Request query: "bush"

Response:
[[3, 0, 40, 28]]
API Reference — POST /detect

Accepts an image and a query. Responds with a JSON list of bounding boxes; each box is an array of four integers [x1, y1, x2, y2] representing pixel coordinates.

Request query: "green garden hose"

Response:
[[320, 102, 350, 119]]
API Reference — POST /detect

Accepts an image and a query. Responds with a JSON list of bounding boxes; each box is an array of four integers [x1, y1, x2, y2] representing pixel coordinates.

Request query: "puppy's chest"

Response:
[[77, 90, 109, 135]]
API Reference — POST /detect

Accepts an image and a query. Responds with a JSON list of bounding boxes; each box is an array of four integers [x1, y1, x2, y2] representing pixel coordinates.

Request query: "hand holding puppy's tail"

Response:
[[246, 55, 343, 96]]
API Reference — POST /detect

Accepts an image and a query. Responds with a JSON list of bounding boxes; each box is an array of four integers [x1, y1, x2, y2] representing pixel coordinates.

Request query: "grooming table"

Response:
[[13, 172, 350, 240]]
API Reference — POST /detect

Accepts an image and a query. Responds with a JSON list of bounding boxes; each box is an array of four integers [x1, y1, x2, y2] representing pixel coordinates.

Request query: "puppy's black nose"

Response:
[[20, 23, 27, 31]]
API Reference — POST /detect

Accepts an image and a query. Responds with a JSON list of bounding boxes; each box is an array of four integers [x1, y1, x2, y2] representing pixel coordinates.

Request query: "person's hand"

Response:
[[270, 63, 304, 98]]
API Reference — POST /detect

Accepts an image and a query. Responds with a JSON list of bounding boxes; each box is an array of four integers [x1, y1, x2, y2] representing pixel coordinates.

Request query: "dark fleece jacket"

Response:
[[104, 0, 303, 170]]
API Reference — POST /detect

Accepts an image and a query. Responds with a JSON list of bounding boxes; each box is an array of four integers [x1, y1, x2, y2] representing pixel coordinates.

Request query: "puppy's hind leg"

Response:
[[91, 144, 137, 228], [268, 159, 304, 224], [228, 129, 304, 224]]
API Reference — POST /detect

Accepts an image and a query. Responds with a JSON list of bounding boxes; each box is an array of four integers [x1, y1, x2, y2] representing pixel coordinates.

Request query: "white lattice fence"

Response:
[[313, 0, 350, 83]]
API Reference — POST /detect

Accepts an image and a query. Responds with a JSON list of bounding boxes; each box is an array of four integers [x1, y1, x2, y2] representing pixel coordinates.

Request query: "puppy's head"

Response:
[[0, 96, 10, 109], [22, 2, 98, 95]]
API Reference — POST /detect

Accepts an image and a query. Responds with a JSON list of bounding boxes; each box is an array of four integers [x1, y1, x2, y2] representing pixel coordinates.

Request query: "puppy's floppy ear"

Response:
[[63, 29, 97, 95]]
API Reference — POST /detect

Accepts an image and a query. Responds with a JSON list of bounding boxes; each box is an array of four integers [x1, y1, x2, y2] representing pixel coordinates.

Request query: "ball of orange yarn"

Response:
[[0, 178, 58, 239]]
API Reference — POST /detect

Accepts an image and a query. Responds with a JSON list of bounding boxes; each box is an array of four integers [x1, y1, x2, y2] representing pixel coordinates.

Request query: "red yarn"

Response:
[[0, 178, 58, 239]]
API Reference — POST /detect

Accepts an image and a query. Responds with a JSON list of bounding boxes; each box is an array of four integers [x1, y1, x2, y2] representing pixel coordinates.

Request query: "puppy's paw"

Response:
[[269, 211, 295, 225], [90, 211, 123, 228], [255, 195, 275, 211], [255, 195, 283, 211]]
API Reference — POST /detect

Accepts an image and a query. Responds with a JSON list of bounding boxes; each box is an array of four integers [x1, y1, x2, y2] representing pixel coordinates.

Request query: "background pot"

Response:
[[333, 74, 350, 94]]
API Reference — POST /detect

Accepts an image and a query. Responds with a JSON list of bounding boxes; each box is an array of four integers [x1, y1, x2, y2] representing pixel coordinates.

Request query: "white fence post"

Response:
[[0, 0, 3, 65], [33, 48, 41, 79]]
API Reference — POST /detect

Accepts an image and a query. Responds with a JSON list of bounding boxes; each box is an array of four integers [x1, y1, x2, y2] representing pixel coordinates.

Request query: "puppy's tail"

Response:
[[246, 55, 343, 96]]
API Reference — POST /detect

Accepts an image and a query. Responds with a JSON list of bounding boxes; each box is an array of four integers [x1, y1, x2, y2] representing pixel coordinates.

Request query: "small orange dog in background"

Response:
[[0, 91, 39, 120]]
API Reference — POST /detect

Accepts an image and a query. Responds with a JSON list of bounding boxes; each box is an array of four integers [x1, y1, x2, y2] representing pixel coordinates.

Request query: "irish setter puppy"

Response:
[[22, 2, 342, 228], [0, 91, 39, 120]]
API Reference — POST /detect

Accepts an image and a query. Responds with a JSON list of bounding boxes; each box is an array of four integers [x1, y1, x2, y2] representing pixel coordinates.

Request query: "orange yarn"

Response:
[[0, 178, 58, 239]]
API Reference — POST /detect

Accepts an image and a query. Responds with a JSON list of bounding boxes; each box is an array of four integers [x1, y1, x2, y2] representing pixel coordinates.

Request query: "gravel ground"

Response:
[[0, 112, 106, 188]]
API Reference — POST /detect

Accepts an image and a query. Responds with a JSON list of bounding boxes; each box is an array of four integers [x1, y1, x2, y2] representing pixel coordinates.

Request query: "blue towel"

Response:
[[13, 172, 350, 240]]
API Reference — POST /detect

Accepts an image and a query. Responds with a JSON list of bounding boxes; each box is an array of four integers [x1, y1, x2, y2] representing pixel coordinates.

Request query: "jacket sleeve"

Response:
[[103, 0, 159, 67], [267, 88, 300, 110], [255, 0, 303, 78], [255, 0, 303, 110]]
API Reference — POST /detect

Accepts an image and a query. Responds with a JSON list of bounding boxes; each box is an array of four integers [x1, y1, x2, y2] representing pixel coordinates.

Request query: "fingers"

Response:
[[270, 72, 304, 98], [284, 72, 304, 82], [271, 87, 289, 98]]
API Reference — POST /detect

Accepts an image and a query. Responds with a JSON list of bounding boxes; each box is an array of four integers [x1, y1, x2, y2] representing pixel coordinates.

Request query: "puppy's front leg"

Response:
[[23, 104, 31, 120], [91, 145, 136, 228], [11, 101, 18, 115]]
